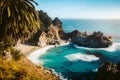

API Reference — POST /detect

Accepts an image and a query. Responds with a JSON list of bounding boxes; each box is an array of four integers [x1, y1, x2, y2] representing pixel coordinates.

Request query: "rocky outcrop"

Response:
[[25, 12, 65, 47], [63, 30, 82, 40], [27, 10, 113, 48], [33, 24, 64, 47], [96, 62, 120, 80], [64, 30, 112, 48], [38, 25, 60, 46]]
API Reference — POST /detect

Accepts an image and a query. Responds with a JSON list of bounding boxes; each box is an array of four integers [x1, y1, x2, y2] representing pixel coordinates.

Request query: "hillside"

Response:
[[0, 56, 59, 80]]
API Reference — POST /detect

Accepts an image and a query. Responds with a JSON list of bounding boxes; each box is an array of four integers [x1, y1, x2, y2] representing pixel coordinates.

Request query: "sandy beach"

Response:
[[14, 42, 69, 64], [28, 42, 70, 64], [14, 44, 40, 56]]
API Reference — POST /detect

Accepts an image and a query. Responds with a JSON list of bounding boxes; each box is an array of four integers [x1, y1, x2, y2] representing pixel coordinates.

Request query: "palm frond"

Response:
[[0, 0, 41, 42]]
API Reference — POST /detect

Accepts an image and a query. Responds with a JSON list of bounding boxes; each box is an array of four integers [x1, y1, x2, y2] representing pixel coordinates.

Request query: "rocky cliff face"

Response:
[[38, 24, 63, 47], [27, 15, 65, 47], [64, 30, 112, 48], [27, 10, 112, 48], [96, 62, 120, 80]]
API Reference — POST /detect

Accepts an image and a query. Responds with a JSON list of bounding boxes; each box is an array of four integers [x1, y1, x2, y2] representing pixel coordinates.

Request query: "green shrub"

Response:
[[11, 49, 22, 61]]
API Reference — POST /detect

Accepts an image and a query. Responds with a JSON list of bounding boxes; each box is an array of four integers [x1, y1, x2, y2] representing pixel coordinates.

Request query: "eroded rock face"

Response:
[[65, 30, 112, 48], [38, 32, 48, 47], [37, 24, 64, 47], [96, 62, 120, 80]]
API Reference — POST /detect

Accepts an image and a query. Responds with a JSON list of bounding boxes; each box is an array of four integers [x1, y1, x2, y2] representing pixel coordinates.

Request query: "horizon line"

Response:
[[53, 17, 120, 20]]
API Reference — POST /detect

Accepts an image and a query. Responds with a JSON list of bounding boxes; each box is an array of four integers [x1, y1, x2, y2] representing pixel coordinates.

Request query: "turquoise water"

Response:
[[39, 19, 120, 80]]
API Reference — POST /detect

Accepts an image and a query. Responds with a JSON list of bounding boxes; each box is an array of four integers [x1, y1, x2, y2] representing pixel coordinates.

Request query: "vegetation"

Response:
[[0, 0, 41, 58], [0, 57, 58, 80], [11, 49, 22, 61], [38, 10, 52, 31], [0, 0, 58, 79], [0, 0, 40, 44], [0, 1, 59, 80], [52, 17, 64, 38], [52, 17, 62, 28]]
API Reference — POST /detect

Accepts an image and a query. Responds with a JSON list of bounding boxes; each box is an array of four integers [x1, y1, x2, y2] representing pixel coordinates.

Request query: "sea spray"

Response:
[[65, 53, 99, 62], [73, 42, 120, 52]]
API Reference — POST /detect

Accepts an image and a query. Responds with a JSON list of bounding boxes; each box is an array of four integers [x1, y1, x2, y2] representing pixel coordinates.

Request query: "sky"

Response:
[[35, 0, 120, 19]]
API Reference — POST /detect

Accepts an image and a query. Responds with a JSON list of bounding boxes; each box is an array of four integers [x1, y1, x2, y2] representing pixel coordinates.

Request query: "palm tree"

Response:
[[0, 0, 40, 43]]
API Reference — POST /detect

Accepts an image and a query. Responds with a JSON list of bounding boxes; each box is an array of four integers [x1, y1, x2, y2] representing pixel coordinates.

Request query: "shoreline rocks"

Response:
[[96, 62, 120, 80], [64, 30, 112, 48]]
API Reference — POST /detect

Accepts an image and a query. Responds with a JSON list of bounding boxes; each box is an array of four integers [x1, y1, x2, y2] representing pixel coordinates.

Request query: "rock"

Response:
[[65, 30, 112, 48], [52, 17, 65, 39], [86, 51, 106, 60], [96, 62, 120, 80], [38, 32, 48, 47], [37, 24, 64, 47], [63, 30, 82, 40], [2, 50, 12, 60], [26, 16, 65, 47]]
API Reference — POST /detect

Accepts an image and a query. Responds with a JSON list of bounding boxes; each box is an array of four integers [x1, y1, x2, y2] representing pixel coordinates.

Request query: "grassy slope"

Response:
[[0, 56, 59, 80]]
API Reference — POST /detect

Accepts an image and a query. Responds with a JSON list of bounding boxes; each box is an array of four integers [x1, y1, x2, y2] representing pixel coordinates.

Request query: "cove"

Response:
[[39, 40, 120, 80]]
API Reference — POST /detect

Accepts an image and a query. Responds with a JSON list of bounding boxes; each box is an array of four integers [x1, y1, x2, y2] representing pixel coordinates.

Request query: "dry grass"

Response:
[[0, 56, 59, 80]]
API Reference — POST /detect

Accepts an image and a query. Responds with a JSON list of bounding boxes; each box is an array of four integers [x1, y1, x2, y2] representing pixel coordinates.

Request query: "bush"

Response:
[[11, 49, 22, 61]]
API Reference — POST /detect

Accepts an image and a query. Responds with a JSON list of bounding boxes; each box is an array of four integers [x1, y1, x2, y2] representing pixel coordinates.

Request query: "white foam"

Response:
[[92, 68, 98, 72], [74, 42, 120, 52], [57, 42, 70, 47], [47, 68, 67, 80], [27, 45, 54, 64], [27, 42, 70, 65], [101, 42, 120, 52], [65, 53, 99, 62]]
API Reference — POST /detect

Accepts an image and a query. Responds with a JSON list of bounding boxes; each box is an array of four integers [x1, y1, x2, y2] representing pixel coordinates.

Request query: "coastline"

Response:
[[27, 45, 54, 64], [14, 40, 120, 80], [14, 44, 40, 56], [14, 41, 70, 65], [28, 42, 69, 65]]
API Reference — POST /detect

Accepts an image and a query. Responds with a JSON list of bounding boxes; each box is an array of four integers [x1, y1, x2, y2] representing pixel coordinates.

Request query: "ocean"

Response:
[[62, 19, 120, 39], [39, 19, 120, 80]]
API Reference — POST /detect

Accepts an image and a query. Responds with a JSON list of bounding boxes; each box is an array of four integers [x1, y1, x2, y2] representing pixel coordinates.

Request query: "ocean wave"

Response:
[[74, 42, 120, 52], [65, 53, 99, 62]]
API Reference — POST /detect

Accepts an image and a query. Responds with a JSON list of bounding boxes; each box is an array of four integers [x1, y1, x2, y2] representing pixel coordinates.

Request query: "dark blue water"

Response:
[[39, 19, 120, 80]]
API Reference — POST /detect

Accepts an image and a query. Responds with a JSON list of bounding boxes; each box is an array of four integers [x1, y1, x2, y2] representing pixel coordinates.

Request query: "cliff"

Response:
[[38, 24, 63, 47], [28, 16, 65, 47]]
